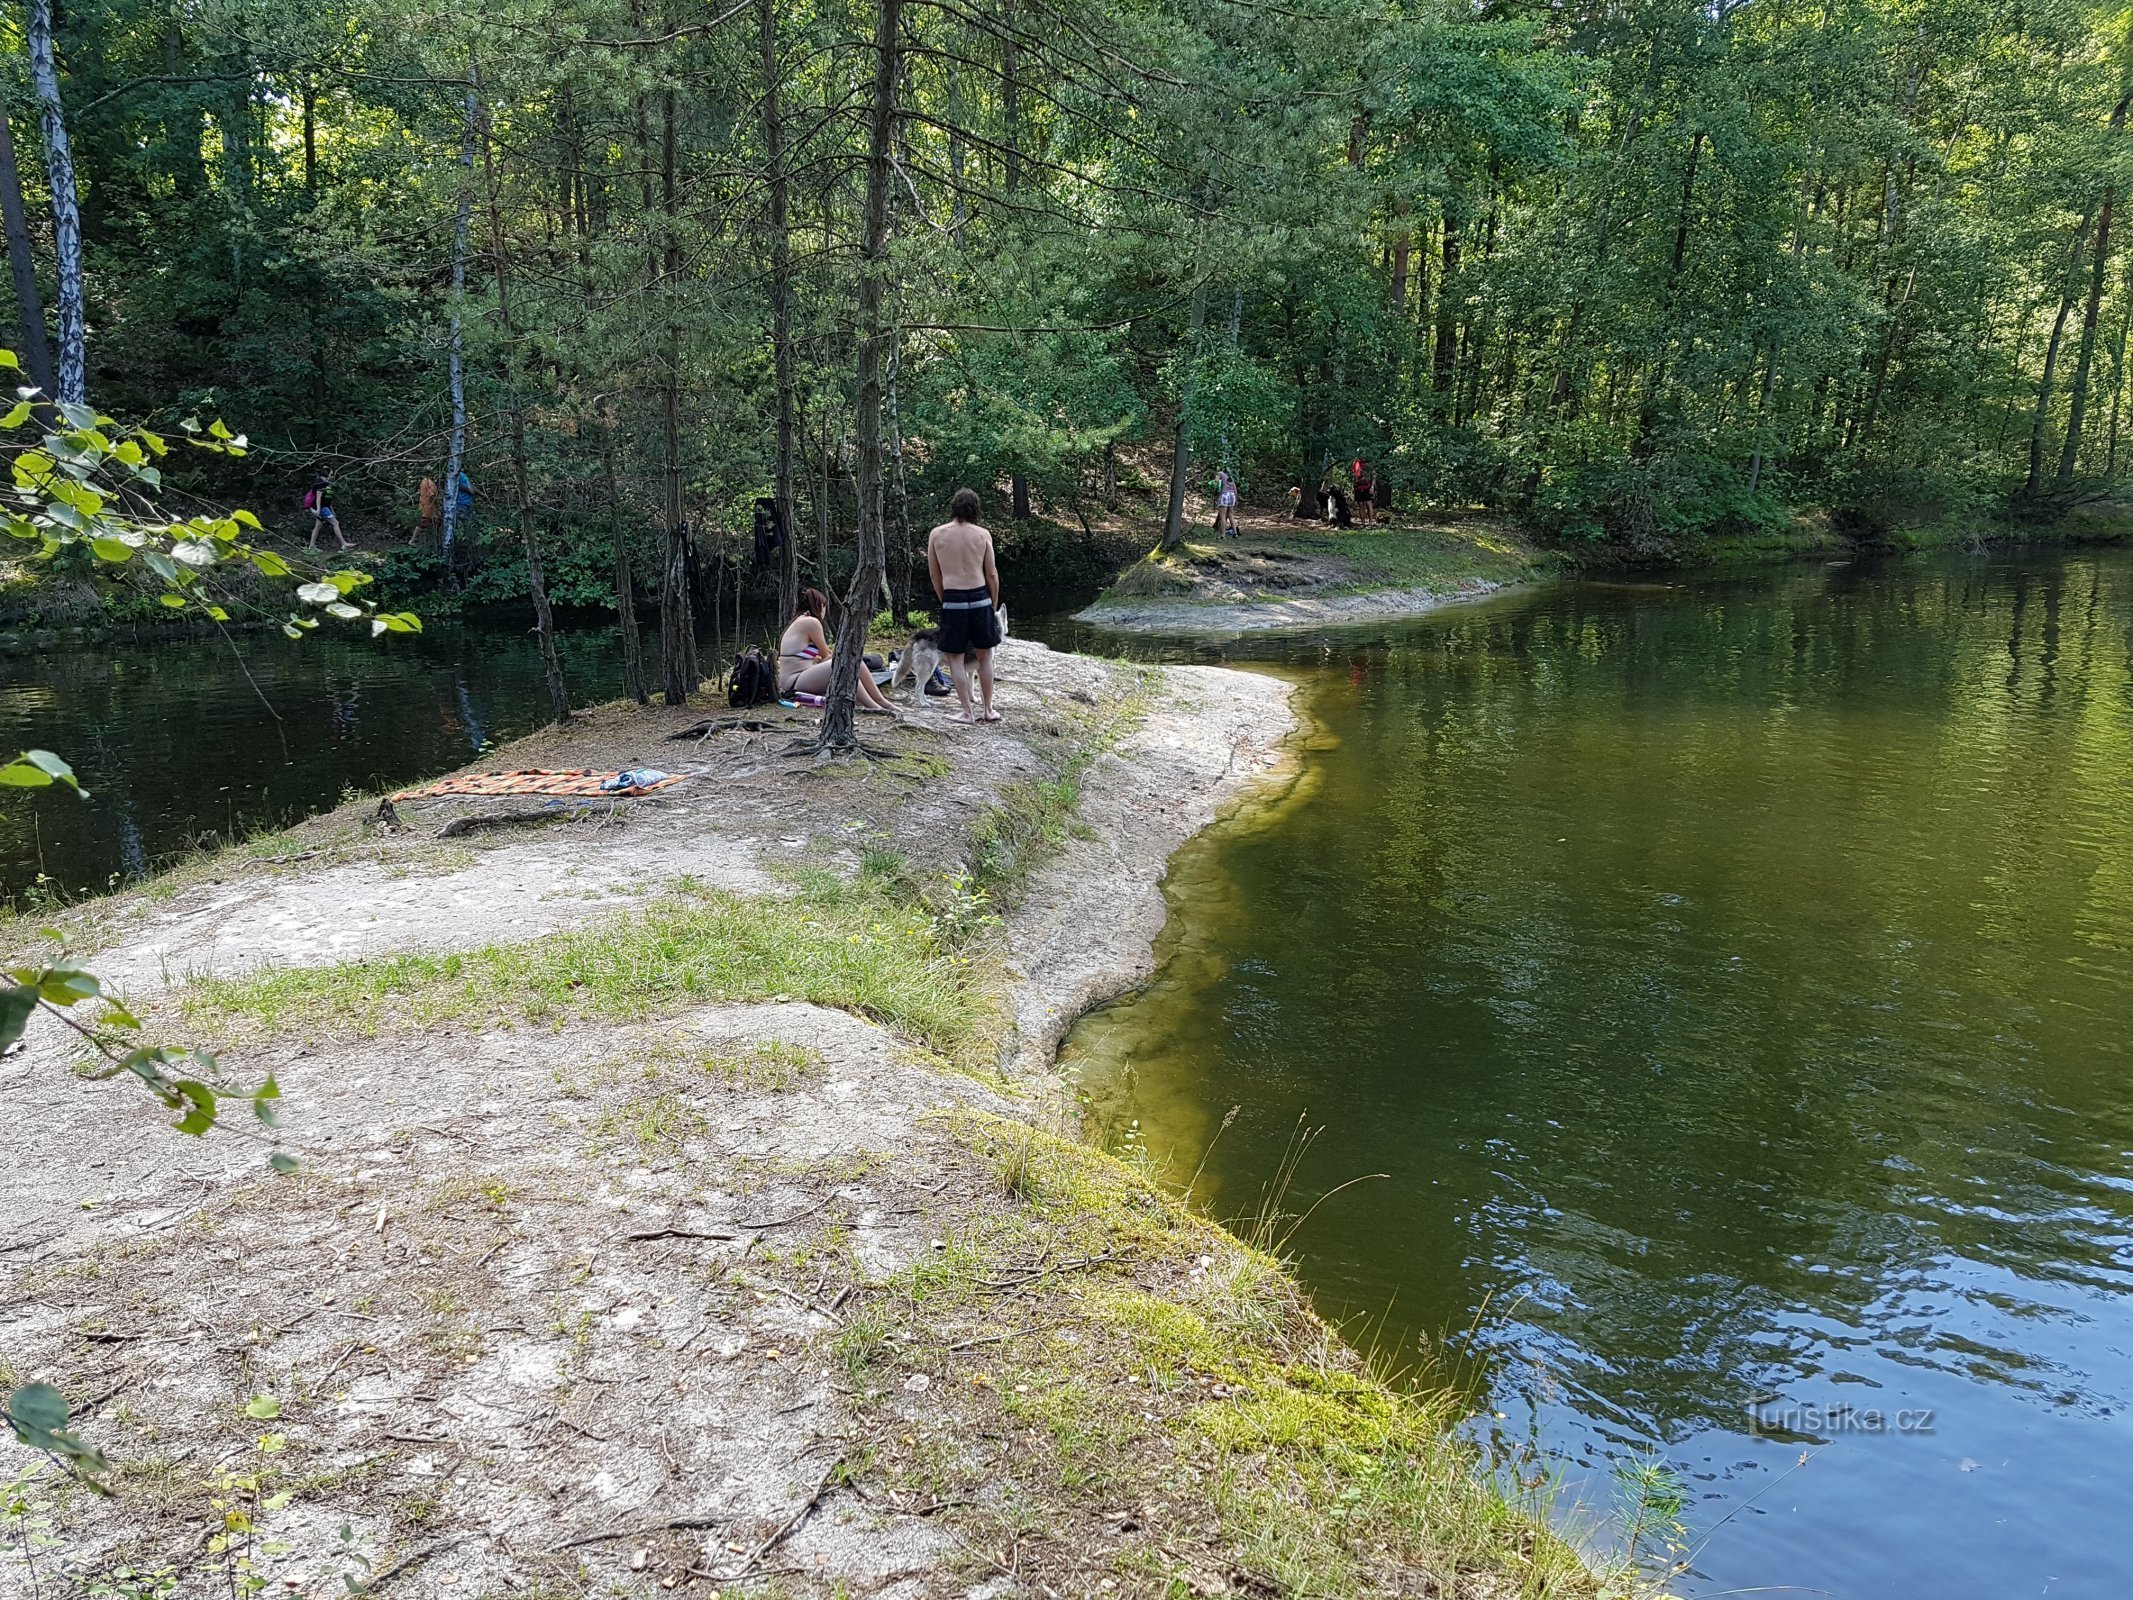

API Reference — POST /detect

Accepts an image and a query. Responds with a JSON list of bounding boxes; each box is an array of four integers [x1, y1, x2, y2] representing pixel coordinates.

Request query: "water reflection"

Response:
[[0, 622, 631, 897], [1060, 550, 2133, 1600]]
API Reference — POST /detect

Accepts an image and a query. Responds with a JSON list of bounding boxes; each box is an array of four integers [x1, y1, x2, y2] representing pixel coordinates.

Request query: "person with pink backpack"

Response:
[[303, 475, 352, 551]]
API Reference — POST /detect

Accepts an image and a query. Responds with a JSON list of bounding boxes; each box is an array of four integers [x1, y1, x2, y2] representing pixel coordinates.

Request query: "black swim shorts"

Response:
[[936, 585, 1001, 655]]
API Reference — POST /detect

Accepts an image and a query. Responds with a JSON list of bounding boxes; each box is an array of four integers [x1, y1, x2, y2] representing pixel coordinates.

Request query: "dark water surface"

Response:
[[1052, 550, 2133, 1600], [0, 622, 633, 898]]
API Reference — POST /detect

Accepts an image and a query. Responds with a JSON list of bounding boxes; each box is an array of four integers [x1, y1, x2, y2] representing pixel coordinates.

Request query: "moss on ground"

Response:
[[815, 1110, 1614, 1598]]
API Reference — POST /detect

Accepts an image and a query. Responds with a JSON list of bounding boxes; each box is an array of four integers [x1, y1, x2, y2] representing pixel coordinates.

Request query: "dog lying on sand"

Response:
[[888, 608, 1008, 700]]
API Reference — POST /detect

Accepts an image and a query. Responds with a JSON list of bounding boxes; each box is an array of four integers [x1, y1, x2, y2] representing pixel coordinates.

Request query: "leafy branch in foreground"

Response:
[[0, 346, 419, 639], [1, 749, 291, 1166], [1, 347, 419, 1166]]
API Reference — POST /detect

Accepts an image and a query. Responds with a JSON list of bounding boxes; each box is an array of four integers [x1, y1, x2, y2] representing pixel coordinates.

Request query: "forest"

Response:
[[6, 0, 2132, 681]]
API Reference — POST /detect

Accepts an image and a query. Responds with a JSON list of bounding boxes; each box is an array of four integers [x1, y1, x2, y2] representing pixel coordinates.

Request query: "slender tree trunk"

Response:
[[441, 86, 475, 562], [1389, 196, 1412, 319], [1000, 1, 1031, 522], [25, 0, 83, 405], [2106, 270, 2132, 479], [604, 424, 649, 705], [760, 0, 800, 625], [0, 111, 56, 399], [1161, 284, 1208, 550], [658, 87, 696, 704], [2059, 94, 2129, 488], [473, 61, 568, 726], [817, 0, 901, 752], [2028, 214, 2095, 500], [1432, 208, 1460, 399]]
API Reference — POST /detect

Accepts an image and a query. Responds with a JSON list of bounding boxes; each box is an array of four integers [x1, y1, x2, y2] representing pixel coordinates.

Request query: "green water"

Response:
[[1059, 551, 2133, 1599]]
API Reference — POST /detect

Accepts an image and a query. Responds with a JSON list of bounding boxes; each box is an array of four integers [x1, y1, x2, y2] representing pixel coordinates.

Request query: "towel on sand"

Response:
[[391, 768, 684, 801]]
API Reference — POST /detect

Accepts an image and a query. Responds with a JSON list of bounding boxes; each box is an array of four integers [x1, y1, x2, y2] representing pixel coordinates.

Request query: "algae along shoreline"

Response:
[[1, 637, 1619, 1600]]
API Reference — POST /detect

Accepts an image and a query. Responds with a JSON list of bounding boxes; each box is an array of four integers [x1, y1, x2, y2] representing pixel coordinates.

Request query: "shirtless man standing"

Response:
[[926, 487, 1004, 723]]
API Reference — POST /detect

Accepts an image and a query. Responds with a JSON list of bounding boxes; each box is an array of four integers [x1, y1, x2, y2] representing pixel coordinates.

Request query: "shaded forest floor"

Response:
[[1, 642, 1615, 1600]]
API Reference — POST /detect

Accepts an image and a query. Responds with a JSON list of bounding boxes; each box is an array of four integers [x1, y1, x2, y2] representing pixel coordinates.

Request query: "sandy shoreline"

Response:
[[1075, 576, 1520, 635]]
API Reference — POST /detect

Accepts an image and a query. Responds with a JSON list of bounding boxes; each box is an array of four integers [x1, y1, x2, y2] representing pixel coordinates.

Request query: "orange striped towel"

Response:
[[391, 768, 686, 801]]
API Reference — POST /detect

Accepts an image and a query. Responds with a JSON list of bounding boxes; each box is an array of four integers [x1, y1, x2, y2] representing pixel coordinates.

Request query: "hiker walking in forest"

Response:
[[926, 487, 1005, 724], [1213, 468, 1240, 538], [304, 475, 352, 551]]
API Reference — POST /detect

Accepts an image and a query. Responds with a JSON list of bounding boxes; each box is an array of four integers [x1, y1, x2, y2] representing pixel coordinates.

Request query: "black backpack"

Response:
[[728, 647, 777, 708]]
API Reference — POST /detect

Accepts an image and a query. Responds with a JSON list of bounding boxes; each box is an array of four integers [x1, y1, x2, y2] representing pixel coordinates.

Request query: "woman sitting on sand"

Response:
[[778, 588, 895, 711]]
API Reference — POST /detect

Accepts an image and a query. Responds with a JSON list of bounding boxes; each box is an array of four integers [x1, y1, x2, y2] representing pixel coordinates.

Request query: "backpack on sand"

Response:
[[728, 647, 777, 709]]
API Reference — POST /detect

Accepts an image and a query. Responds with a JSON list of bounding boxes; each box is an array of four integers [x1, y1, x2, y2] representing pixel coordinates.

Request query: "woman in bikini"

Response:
[[778, 588, 895, 711]]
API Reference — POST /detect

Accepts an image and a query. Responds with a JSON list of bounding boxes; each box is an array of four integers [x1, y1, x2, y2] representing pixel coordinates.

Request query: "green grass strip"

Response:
[[183, 881, 994, 1065]]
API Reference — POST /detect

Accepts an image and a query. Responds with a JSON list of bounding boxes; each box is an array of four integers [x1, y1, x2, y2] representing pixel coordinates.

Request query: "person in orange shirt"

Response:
[[416, 475, 440, 544]]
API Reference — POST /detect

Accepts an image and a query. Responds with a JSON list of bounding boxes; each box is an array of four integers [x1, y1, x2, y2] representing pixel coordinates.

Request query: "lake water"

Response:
[[0, 621, 639, 899], [1055, 550, 2133, 1600]]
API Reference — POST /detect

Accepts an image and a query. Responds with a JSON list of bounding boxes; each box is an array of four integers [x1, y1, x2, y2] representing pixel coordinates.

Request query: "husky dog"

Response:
[[889, 608, 1009, 699], [888, 628, 945, 699]]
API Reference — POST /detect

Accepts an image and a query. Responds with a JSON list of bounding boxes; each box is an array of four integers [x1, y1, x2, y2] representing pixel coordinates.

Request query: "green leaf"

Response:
[[296, 582, 339, 605], [89, 536, 134, 563], [0, 984, 38, 1048], [325, 602, 362, 621], [232, 508, 262, 530], [251, 549, 292, 578], [0, 402, 31, 429], [4, 1381, 110, 1483], [0, 348, 18, 370], [255, 1075, 282, 1127], [245, 1395, 282, 1420], [208, 418, 233, 441], [171, 540, 218, 567], [270, 1151, 300, 1175], [158, 593, 188, 609], [39, 966, 103, 1005], [171, 1079, 218, 1135]]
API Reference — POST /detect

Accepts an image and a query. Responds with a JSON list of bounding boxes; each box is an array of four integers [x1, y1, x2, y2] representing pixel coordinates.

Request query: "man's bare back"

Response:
[[926, 492, 1004, 723], [927, 518, 997, 597]]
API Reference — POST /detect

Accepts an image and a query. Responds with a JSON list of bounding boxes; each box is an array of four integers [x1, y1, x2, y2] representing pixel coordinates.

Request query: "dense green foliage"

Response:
[[4, 0, 2130, 598]]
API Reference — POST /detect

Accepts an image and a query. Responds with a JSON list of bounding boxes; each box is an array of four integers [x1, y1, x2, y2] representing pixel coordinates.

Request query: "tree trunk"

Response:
[[658, 87, 696, 704], [25, 0, 83, 405], [1389, 196, 1412, 319], [1161, 284, 1208, 550], [473, 61, 569, 727], [2027, 213, 2094, 500], [1000, 1, 1030, 523], [1432, 209, 1460, 399], [441, 85, 475, 563], [816, 0, 901, 753], [0, 111, 56, 399], [760, 0, 800, 625], [2059, 93, 2129, 489], [604, 424, 649, 705]]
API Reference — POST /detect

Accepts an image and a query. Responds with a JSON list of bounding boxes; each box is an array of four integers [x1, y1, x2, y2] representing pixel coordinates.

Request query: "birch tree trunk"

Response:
[[25, 0, 83, 406], [440, 86, 475, 563], [815, 0, 901, 752]]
